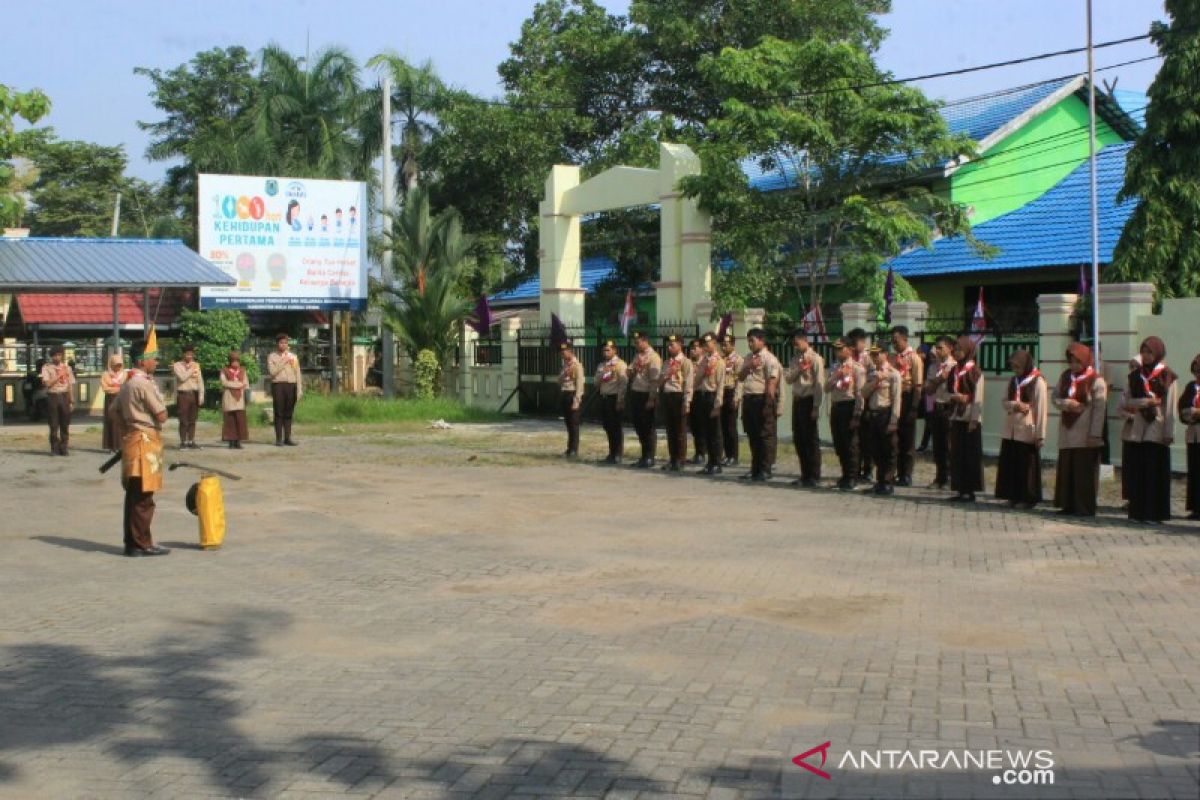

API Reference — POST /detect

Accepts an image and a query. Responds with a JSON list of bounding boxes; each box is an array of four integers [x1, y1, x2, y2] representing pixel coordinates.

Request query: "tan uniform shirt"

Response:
[[220, 368, 250, 412], [722, 351, 744, 406], [1179, 381, 1200, 444], [863, 362, 902, 423], [1122, 373, 1179, 444], [659, 352, 694, 401], [950, 362, 984, 424], [595, 357, 628, 397], [268, 350, 303, 398], [785, 349, 825, 410], [559, 358, 585, 405], [1000, 373, 1048, 444], [41, 362, 75, 395], [173, 360, 205, 403], [738, 350, 782, 396], [826, 359, 866, 413], [1054, 374, 1107, 449], [629, 349, 663, 393], [892, 347, 925, 400], [101, 367, 126, 396], [117, 370, 166, 433], [694, 351, 725, 410], [926, 357, 958, 408]]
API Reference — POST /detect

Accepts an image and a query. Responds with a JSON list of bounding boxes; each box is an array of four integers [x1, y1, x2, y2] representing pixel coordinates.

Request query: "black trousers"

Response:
[[689, 399, 707, 458], [929, 407, 952, 486], [742, 394, 775, 477], [867, 410, 897, 485], [600, 394, 624, 458], [1126, 440, 1171, 522], [858, 408, 873, 478], [272, 382, 298, 442], [177, 390, 199, 444], [1186, 442, 1199, 514], [791, 396, 820, 480], [693, 391, 722, 466], [630, 390, 657, 461], [896, 393, 917, 481], [46, 393, 71, 454], [559, 391, 581, 454], [662, 392, 687, 464], [949, 420, 984, 494], [721, 387, 739, 462], [830, 401, 859, 481], [123, 477, 156, 551], [995, 439, 1043, 505]]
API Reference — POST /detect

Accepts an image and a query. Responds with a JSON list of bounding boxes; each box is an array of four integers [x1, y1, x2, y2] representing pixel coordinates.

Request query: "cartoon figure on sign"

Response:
[[348, 205, 357, 231], [334, 208, 343, 232], [286, 200, 302, 232], [235, 253, 256, 289], [267, 253, 287, 291], [320, 214, 328, 233], [306, 215, 314, 232]]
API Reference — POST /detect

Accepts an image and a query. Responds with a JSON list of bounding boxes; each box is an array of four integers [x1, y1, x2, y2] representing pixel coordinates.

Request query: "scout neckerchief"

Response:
[[599, 357, 618, 384], [834, 361, 855, 391], [1138, 362, 1167, 400], [950, 358, 976, 395], [223, 365, 246, 400], [1065, 366, 1095, 400], [665, 353, 682, 382], [1132, 361, 1171, 423], [559, 357, 577, 384], [1008, 368, 1041, 402]]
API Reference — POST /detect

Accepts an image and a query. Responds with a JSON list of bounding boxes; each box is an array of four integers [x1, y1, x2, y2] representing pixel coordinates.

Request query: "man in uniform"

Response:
[[40, 345, 75, 455], [923, 335, 957, 489], [826, 339, 865, 490], [172, 343, 205, 450], [738, 328, 782, 481], [558, 341, 585, 458], [890, 325, 925, 486], [861, 345, 902, 495], [719, 334, 743, 466], [847, 328, 874, 481], [687, 338, 707, 464], [694, 332, 726, 474], [628, 332, 663, 468], [784, 329, 825, 487], [595, 340, 627, 464], [114, 330, 170, 556], [268, 332, 303, 446], [658, 334, 694, 472]]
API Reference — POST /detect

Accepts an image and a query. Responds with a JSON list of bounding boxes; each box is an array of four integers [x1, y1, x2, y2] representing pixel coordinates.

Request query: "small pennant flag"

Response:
[[883, 266, 895, 324], [1078, 263, 1089, 297], [549, 313, 569, 349], [801, 305, 827, 343], [716, 312, 734, 340], [619, 289, 636, 336], [468, 295, 494, 336], [970, 286, 987, 345]]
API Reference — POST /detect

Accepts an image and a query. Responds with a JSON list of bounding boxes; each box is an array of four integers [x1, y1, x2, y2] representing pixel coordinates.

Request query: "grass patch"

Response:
[[199, 394, 507, 428]]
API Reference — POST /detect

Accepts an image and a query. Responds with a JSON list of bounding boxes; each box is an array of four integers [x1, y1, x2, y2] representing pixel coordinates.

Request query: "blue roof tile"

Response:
[[0, 237, 236, 290], [490, 256, 617, 304]]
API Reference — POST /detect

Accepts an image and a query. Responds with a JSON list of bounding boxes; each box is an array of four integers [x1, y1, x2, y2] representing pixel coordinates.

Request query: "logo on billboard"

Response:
[[285, 181, 306, 199], [265, 179, 278, 196]]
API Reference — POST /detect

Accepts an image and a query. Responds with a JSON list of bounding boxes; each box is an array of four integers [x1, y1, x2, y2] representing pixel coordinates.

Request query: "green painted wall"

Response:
[[951, 94, 1123, 224]]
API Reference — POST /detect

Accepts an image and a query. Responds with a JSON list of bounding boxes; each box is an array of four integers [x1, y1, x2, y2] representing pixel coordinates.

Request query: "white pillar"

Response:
[[840, 303, 874, 337], [1037, 293, 1078, 455], [889, 301, 928, 343], [538, 165, 585, 325], [499, 315, 521, 415]]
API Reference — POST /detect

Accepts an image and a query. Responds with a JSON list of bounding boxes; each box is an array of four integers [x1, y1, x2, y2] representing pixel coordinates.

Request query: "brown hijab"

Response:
[[1177, 353, 1200, 414], [1129, 336, 1177, 421], [1006, 349, 1039, 401], [950, 336, 981, 400], [1057, 343, 1096, 428]]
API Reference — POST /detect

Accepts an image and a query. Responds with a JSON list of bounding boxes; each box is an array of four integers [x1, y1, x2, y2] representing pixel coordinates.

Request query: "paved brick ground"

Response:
[[0, 420, 1197, 799]]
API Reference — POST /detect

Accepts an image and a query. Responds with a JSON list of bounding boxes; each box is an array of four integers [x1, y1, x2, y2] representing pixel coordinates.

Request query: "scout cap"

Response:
[[558, 341, 573, 352], [665, 334, 682, 345], [602, 339, 616, 349], [701, 332, 715, 343], [869, 344, 885, 356], [275, 331, 290, 342], [49, 345, 65, 356], [181, 342, 196, 353], [139, 326, 160, 361], [721, 333, 735, 344]]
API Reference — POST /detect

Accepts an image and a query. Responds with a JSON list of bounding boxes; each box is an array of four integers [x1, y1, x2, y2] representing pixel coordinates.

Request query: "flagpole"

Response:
[[1086, 0, 1102, 365]]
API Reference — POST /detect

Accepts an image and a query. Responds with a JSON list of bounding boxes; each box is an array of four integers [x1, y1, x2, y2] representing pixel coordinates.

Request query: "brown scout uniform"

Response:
[[785, 348, 825, 482], [862, 359, 902, 487], [628, 346, 663, 464], [559, 353, 585, 456], [891, 346, 925, 483], [659, 351, 694, 467], [41, 360, 75, 455], [739, 349, 782, 478], [172, 358, 205, 447], [116, 370, 167, 552], [596, 353, 628, 460], [827, 356, 866, 484]]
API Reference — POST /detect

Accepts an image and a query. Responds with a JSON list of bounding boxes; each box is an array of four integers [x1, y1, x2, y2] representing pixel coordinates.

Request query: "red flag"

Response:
[[970, 287, 986, 345], [619, 290, 636, 336], [802, 305, 827, 343]]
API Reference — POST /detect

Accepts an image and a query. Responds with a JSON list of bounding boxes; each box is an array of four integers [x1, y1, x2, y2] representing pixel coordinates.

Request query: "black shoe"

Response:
[[750, 473, 767, 482], [896, 476, 912, 487], [790, 478, 804, 486], [233, 441, 243, 449], [125, 546, 169, 557], [949, 494, 966, 503], [631, 458, 646, 469], [837, 479, 853, 491], [284, 440, 298, 447], [228, 441, 236, 449], [276, 440, 284, 447], [802, 478, 818, 488], [874, 484, 894, 496], [601, 455, 617, 465]]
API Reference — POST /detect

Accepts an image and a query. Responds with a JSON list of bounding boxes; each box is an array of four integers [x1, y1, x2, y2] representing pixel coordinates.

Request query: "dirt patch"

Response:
[[735, 594, 894, 633], [938, 625, 1029, 650], [540, 597, 716, 634]]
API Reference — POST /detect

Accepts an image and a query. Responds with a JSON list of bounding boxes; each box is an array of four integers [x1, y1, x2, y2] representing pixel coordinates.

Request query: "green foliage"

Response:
[[710, 252, 792, 315], [860, 271, 919, 325], [0, 83, 51, 227], [412, 349, 440, 400], [363, 52, 447, 191], [174, 308, 258, 401], [1111, 0, 1200, 299]]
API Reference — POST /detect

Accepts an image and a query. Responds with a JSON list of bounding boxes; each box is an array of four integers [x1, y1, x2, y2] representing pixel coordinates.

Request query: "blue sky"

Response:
[[1, 0, 1166, 181]]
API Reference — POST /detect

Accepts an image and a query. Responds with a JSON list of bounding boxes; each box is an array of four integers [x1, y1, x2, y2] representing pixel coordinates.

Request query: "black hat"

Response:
[[181, 342, 196, 353], [601, 339, 616, 349], [665, 334, 682, 345], [701, 332, 715, 343], [559, 341, 573, 351], [49, 345, 65, 356]]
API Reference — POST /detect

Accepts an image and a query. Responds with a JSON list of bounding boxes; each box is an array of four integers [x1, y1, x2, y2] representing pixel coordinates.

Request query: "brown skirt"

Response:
[[949, 420, 984, 493], [222, 410, 249, 442], [995, 439, 1042, 505], [1125, 441, 1171, 522], [1054, 447, 1100, 516]]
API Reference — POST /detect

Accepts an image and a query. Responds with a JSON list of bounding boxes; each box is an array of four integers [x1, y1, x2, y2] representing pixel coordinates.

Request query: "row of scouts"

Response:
[[557, 329, 1200, 523]]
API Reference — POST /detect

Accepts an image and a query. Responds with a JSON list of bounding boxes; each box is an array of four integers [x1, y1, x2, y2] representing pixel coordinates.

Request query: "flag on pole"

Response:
[[970, 286, 987, 344], [549, 313, 569, 349], [716, 312, 734, 340], [801, 304, 827, 343], [468, 294, 494, 336], [883, 266, 895, 324], [619, 289, 636, 336]]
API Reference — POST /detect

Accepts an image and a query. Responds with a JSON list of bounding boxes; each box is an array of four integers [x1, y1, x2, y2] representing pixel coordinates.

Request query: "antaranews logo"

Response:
[[790, 742, 1055, 788]]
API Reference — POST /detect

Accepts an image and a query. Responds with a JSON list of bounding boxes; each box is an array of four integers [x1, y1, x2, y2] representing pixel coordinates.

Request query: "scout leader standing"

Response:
[[719, 334, 743, 466], [784, 329, 824, 487], [861, 345, 902, 495], [658, 334, 694, 472], [889, 326, 924, 487], [847, 328, 873, 481], [268, 332, 303, 446], [738, 328, 782, 481], [694, 332, 726, 475], [627, 332, 663, 468], [687, 339, 708, 464], [100, 353, 127, 453], [558, 342, 585, 458], [826, 339, 865, 490], [172, 343, 204, 450], [113, 330, 169, 557], [947, 336, 985, 503], [923, 336, 957, 490], [41, 345, 75, 456], [595, 340, 628, 464]]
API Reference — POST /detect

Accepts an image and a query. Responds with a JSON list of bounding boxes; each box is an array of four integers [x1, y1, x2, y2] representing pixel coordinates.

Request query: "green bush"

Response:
[[413, 349, 439, 400], [173, 308, 259, 403], [199, 394, 503, 427]]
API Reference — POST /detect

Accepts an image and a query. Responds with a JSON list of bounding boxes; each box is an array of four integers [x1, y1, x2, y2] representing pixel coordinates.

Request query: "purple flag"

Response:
[[549, 313, 569, 349], [1078, 263, 1089, 297], [716, 312, 734, 340], [468, 294, 494, 336], [883, 266, 895, 324]]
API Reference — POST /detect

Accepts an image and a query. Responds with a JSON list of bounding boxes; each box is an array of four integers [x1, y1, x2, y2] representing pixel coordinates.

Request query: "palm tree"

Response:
[[362, 52, 446, 191], [255, 44, 368, 180]]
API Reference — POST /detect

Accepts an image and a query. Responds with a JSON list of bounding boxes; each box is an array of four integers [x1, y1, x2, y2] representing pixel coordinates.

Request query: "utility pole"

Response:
[[380, 76, 396, 399], [1086, 0, 1101, 365], [110, 192, 121, 237]]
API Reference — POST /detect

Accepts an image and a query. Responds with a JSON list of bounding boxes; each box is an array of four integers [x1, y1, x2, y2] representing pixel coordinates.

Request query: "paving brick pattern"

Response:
[[0, 422, 1197, 799]]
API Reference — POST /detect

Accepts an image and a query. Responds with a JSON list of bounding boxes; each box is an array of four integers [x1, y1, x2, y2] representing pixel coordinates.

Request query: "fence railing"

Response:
[[0, 344, 118, 376], [473, 341, 501, 367]]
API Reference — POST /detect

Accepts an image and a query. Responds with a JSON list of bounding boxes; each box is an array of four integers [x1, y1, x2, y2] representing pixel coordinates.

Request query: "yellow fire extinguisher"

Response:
[[185, 475, 226, 549]]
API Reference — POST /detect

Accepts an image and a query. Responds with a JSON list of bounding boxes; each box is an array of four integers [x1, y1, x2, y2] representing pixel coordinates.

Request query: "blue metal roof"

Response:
[[888, 142, 1135, 278], [490, 256, 617, 304], [0, 237, 236, 290], [1113, 89, 1148, 128]]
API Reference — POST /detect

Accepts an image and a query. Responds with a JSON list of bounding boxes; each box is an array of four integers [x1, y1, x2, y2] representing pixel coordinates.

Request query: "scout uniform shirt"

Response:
[[926, 356, 958, 410], [172, 359, 205, 403], [41, 361, 75, 395], [268, 350, 304, 397], [695, 351, 725, 410], [723, 350, 744, 404], [892, 346, 925, 402], [1054, 370, 1107, 449], [1001, 371, 1048, 445], [596, 355, 628, 396], [738, 349, 782, 396], [826, 358, 866, 412], [559, 356, 585, 406], [785, 348, 825, 408], [1180, 379, 1200, 445], [629, 348, 663, 393], [1123, 366, 1179, 445], [659, 352, 694, 401], [116, 369, 168, 491], [863, 361, 902, 423]]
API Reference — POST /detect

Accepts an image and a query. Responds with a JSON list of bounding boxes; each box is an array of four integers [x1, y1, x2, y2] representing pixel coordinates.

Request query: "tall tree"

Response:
[[1110, 0, 1200, 299], [0, 84, 51, 227], [363, 53, 446, 191], [25, 139, 127, 237]]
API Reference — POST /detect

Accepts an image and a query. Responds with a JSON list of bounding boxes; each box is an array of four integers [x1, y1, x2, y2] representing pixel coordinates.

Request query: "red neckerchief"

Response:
[[950, 360, 975, 393], [666, 354, 682, 379], [724, 353, 739, 372], [1066, 366, 1095, 399], [892, 348, 913, 377], [703, 353, 718, 377], [599, 357, 617, 383], [560, 358, 576, 382], [1140, 362, 1167, 400], [223, 365, 245, 382], [1192, 381, 1200, 410], [1009, 369, 1041, 401], [835, 362, 854, 391]]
